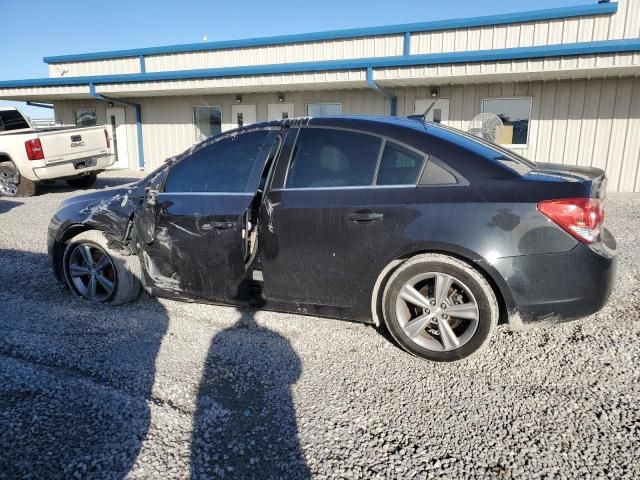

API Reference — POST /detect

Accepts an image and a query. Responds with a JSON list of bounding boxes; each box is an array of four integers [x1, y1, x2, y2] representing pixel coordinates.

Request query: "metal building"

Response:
[[1, 0, 639, 191]]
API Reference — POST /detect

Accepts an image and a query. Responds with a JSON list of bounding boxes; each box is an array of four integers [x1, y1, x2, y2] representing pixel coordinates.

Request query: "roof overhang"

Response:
[[1, 39, 639, 101]]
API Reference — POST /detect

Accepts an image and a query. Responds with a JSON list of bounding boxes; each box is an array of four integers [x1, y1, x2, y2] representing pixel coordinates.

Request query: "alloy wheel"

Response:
[[0, 168, 19, 197], [395, 272, 480, 352], [67, 242, 117, 302]]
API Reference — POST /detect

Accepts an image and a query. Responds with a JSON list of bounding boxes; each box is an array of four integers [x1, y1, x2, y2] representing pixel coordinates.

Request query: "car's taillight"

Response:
[[104, 128, 111, 148], [537, 198, 604, 244], [25, 138, 44, 160]]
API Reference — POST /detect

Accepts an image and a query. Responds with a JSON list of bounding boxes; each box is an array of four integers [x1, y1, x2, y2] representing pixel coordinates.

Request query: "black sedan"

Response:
[[48, 116, 617, 362]]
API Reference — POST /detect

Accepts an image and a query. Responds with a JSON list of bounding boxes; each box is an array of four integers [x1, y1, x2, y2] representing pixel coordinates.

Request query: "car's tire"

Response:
[[381, 253, 499, 362], [0, 162, 37, 197], [66, 173, 98, 189], [62, 230, 142, 305]]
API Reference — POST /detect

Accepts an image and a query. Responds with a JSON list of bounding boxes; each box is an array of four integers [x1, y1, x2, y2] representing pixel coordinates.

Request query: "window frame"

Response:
[[278, 126, 429, 191], [73, 108, 97, 127], [480, 96, 533, 149], [193, 105, 222, 143], [305, 103, 343, 117]]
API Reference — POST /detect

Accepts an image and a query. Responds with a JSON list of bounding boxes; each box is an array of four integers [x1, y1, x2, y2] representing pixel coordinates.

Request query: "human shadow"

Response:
[[190, 306, 310, 480], [0, 248, 168, 479]]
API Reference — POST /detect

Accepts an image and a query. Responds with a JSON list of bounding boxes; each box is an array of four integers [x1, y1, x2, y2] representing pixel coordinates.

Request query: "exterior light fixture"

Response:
[[430, 87, 439, 98], [236, 94, 242, 103], [278, 93, 285, 103], [107, 101, 114, 107]]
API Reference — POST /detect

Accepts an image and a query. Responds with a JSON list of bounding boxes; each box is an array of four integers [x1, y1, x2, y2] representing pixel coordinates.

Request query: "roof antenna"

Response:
[[421, 86, 440, 125]]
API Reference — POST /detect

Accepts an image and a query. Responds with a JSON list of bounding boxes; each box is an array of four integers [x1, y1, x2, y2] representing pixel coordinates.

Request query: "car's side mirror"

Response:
[[145, 187, 159, 207]]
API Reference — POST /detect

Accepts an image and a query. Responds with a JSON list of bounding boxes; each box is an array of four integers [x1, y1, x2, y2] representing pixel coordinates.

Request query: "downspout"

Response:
[[89, 83, 145, 170], [366, 67, 397, 116], [26, 101, 54, 109]]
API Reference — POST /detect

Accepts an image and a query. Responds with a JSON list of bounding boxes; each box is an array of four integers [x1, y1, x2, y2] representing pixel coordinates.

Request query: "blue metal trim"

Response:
[[4, 39, 639, 89], [403, 32, 411, 56], [89, 91, 145, 170], [139, 55, 146, 73], [42, 3, 618, 64]]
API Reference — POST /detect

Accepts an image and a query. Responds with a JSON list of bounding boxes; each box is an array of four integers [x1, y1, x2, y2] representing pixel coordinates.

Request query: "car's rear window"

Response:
[[428, 123, 537, 174], [0, 110, 30, 131]]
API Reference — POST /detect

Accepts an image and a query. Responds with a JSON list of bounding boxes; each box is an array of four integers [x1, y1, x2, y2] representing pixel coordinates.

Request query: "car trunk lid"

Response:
[[522, 162, 606, 199]]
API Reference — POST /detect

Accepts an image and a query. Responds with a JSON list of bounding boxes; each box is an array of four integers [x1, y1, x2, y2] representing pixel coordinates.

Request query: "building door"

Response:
[[414, 99, 450, 124], [230, 104, 257, 130], [105, 107, 129, 169], [267, 103, 294, 121]]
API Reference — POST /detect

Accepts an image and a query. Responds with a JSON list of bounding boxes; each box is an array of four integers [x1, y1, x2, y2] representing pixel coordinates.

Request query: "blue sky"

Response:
[[1, 0, 590, 118]]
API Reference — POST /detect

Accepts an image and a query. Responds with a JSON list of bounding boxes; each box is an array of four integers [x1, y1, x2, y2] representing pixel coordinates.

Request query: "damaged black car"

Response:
[[48, 116, 617, 362]]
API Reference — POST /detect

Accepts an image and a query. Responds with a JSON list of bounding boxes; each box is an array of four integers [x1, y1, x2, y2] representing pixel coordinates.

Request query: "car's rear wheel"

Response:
[[62, 230, 142, 305], [382, 254, 499, 362], [0, 162, 36, 197], [66, 173, 97, 189]]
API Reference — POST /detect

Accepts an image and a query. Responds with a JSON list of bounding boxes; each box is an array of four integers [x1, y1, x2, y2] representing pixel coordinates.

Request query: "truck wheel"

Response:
[[62, 230, 142, 305], [0, 162, 36, 197], [381, 253, 499, 362], [66, 173, 98, 189]]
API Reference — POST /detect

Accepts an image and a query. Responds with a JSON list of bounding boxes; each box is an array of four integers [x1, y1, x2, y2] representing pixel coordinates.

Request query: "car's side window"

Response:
[[376, 142, 425, 186], [164, 131, 269, 193], [285, 128, 382, 188], [419, 157, 458, 186]]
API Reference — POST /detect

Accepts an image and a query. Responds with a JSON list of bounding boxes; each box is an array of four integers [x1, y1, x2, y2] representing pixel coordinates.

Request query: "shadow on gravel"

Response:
[[0, 200, 24, 214], [191, 307, 310, 480], [35, 175, 141, 196], [0, 249, 168, 479]]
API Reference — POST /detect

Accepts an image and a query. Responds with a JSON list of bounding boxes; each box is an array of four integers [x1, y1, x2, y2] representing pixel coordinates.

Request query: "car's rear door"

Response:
[[135, 129, 277, 301], [259, 127, 426, 308]]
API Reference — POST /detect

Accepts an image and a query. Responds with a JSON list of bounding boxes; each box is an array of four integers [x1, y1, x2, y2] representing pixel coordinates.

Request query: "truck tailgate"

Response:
[[38, 125, 111, 165]]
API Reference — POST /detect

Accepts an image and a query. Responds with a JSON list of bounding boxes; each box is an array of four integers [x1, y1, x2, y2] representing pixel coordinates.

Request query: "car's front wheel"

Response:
[[382, 254, 499, 362], [62, 230, 142, 305]]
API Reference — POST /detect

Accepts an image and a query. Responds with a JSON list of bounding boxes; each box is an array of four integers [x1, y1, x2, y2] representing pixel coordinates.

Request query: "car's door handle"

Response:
[[201, 221, 235, 231], [347, 211, 384, 223]]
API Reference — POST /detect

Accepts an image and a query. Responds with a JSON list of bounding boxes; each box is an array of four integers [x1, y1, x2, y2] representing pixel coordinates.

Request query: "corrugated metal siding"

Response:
[[96, 70, 368, 95], [145, 36, 403, 73], [48, 58, 140, 77], [411, 0, 640, 55], [397, 77, 640, 192], [374, 51, 640, 83], [52, 76, 640, 192]]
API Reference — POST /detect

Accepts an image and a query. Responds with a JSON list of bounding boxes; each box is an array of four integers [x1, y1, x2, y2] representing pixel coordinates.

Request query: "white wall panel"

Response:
[[144, 35, 403, 73], [48, 58, 140, 77], [411, 0, 639, 55]]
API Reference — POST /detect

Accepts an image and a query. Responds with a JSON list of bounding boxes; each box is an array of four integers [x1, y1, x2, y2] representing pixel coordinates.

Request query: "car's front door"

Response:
[[259, 127, 426, 308], [135, 129, 277, 301]]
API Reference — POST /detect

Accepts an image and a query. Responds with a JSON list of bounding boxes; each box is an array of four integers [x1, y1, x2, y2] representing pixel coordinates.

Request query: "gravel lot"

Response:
[[0, 170, 638, 479]]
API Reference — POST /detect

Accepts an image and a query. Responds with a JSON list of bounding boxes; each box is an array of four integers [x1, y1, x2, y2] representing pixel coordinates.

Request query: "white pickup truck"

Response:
[[0, 107, 114, 197]]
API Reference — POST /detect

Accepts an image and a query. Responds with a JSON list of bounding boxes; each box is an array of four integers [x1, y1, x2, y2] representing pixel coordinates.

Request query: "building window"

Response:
[[194, 106, 222, 142], [306, 103, 342, 117], [481, 97, 532, 147], [74, 109, 96, 126]]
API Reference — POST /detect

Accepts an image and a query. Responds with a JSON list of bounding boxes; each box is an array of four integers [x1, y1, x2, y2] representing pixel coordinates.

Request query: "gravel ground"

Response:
[[0, 170, 638, 479]]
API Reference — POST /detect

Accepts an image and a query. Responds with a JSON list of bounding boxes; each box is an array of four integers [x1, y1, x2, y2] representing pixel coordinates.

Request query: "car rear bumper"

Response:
[[487, 228, 617, 329], [31, 154, 115, 181]]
